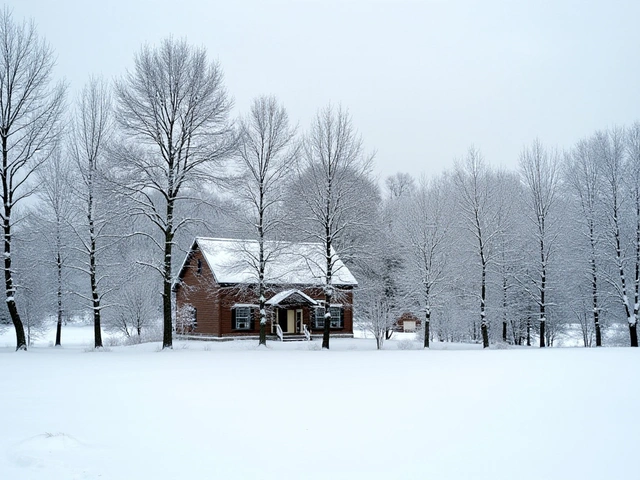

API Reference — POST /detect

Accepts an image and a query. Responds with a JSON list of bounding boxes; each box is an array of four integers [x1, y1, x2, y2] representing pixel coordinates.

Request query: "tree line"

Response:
[[1, 9, 636, 351], [370, 129, 640, 350]]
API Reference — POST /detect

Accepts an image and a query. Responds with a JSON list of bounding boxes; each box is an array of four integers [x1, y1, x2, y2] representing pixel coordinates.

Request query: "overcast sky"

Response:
[[12, 0, 640, 183]]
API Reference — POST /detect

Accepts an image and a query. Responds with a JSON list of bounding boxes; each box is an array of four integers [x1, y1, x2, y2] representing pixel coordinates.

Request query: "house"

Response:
[[173, 237, 357, 340], [396, 312, 421, 332]]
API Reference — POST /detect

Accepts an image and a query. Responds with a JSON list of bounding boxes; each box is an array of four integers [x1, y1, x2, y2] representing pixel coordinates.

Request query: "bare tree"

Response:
[[385, 172, 415, 199], [114, 38, 233, 349], [295, 105, 374, 349], [107, 277, 160, 340], [520, 139, 560, 348], [453, 148, 495, 348], [564, 138, 604, 346], [36, 147, 74, 346], [625, 122, 640, 347], [359, 289, 396, 349], [68, 78, 113, 349], [495, 184, 526, 345], [395, 177, 449, 348], [598, 127, 638, 347], [233, 95, 297, 345], [0, 9, 66, 350]]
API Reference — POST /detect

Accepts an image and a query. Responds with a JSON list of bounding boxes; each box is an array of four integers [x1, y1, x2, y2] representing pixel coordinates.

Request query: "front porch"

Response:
[[266, 289, 317, 341]]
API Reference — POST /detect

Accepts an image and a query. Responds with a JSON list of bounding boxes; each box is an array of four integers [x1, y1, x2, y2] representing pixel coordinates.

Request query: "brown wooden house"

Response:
[[173, 237, 357, 340]]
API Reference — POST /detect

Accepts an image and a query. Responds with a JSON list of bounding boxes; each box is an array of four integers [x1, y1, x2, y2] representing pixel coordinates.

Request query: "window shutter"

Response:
[[340, 308, 344, 328], [231, 308, 237, 330], [250, 308, 256, 330]]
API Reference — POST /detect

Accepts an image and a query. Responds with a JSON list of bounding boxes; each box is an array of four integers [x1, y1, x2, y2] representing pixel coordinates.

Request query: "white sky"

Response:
[[12, 0, 640, 182]]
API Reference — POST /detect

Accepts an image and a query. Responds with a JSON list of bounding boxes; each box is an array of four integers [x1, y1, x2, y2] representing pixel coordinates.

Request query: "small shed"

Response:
[[396, 312, 421, 332]]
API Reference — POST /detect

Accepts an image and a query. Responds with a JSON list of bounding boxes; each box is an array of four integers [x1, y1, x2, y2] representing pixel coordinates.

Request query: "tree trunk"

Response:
[[55, 252, 62, 346], [162, 226, 174, 349], [502, 321, 507, 343], [590, 222, 601, 347], [322, 188, 333, 350], [55, 318, 62, 347], [258, 323, 266, 344], [90, 258, 102, 348], [258, 202, 267, 347], [630, 322, 638, 347], [481, 324, 489, 349], [480, 262, 489, 349], [424, 312, 430, 348], [539, 234, 547, 348], [526, 320, 531, 346], [2, 135, 26, 351], [89, 219, 102, 349], [322, 290, 332, 349], [4, 219, 25, 350]]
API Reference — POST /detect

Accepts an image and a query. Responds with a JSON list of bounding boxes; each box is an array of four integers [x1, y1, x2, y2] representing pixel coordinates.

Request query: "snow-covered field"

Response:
[[1, 325, 638, 480]]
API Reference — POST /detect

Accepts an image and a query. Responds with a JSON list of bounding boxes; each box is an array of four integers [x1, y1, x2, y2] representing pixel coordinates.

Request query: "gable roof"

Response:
[[266, 289, 319, 307], [185, 237, 357, 286]]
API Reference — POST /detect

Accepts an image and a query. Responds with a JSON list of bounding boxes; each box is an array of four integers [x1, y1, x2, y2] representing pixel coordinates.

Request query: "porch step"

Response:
[[281, 334, 309, 342]]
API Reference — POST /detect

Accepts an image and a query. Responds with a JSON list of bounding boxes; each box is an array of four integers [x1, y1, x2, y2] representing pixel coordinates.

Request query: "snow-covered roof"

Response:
[[266, 289, 318, 306], [192, 237, 358, 286]]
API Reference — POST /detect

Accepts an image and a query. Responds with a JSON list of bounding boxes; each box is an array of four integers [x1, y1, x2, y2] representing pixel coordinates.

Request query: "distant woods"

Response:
[[0, 8, 638, 350]]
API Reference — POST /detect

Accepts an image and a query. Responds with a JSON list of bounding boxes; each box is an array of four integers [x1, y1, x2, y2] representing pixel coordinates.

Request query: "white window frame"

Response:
[[315, 305, 343, 329], [329, 306, 343, 328], [235, 306, 251, 330], [314, 306, 325, 329]]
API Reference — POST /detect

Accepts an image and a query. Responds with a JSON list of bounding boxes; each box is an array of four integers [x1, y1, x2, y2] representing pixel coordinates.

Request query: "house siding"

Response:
[[175, 247, 221, 336], [175, 246, 354, 338]]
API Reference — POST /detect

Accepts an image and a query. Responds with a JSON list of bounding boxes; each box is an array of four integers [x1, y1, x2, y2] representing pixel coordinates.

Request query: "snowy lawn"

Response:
[[0, 326, 638, 479]]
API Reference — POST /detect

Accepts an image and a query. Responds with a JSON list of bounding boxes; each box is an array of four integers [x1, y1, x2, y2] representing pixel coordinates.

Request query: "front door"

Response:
[[278, 308, 288, 333], [287, 310, 295, 333]]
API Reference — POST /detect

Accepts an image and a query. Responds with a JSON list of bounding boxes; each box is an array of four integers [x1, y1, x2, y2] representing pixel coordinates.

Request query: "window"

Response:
[[314, 306, 344, 329], [197, 259, 202, 275], [314, 307, 325, 329], [235, 306, 251, 330], [330, 307, 343, 328]]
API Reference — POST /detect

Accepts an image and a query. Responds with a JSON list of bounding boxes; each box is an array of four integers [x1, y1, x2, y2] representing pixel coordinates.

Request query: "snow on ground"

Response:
[[1, 325, 638, 480]]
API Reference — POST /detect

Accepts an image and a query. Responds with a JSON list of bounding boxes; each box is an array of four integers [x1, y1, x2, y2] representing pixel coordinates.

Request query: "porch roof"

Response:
[[265, 289, 318, 307]]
